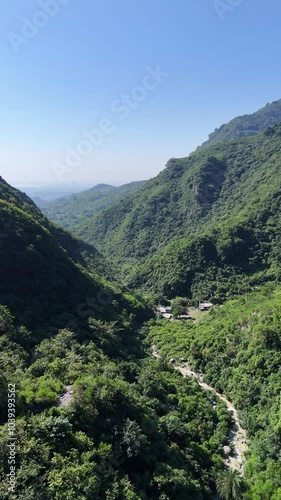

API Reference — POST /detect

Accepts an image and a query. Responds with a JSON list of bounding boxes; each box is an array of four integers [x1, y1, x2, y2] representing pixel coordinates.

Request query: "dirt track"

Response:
[[152, 347, 248, 473], [57, 385, 74, 407]]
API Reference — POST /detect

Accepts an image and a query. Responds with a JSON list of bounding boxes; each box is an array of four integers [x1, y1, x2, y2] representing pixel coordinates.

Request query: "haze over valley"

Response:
[[1, 1, 281, 498]]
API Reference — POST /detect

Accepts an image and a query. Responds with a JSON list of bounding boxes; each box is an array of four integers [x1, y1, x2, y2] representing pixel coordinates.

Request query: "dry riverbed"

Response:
[[152, 346, 248, 473]]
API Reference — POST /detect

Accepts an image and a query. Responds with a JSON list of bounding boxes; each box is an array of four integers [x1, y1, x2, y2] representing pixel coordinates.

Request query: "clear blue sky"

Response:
[[1, 0, 281, 188]]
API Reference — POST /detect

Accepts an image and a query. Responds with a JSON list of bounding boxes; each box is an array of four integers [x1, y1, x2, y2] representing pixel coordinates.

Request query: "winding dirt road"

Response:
[[151, 346, 248, 473]]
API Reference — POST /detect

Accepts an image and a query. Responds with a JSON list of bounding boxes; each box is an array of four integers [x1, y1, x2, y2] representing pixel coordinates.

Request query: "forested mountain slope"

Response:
[[71, 124, 281, 300], [40, 181, 146, 230], [200, 98, 281, 149], [0, 179, 233, 498], [147, 283, 281, 498], [0, 177, 147, 329]]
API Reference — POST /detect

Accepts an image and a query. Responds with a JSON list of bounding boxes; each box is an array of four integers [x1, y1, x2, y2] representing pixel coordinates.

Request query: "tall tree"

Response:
[[216, 470, 242, 500]]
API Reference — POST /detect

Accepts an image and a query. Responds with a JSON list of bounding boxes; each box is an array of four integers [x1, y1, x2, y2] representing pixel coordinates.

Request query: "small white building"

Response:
[[199, 302, 213, 311], [157, 306, 173, 315]]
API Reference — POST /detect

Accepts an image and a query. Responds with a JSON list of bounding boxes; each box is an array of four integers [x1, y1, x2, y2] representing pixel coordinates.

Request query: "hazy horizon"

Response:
[[2, 1, 281, 188]]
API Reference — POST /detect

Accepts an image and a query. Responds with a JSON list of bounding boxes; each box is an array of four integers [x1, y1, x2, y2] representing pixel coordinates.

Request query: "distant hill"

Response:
[[26, 189, 77, 202], [200, 98, 281, 148], [40, 181, 146, 230], [32, 196, 50, 209]]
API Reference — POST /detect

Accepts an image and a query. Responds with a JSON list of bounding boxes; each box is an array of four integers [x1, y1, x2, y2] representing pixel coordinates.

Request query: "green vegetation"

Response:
[[147, 283, 281, 498], [40, 181, 146, 231], [68, 123, 281, 302], [0, 308, 231, 498], [171, 297, 188, 318], [2, 99, 281, 497], [200, 98, 281, 149], [216, 470, 242, 500], [0, 177, 149, 330], [0, 179, 233, 498]]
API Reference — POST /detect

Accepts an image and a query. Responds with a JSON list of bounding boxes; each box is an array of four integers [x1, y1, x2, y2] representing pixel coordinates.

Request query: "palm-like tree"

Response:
[[216, 470, 242, 499]]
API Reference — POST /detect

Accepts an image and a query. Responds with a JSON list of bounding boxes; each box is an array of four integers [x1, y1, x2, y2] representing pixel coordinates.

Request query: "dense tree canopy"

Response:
[[0, 307, 231, 498], [147, 283, 281, 498], [1, 101, 281, 498], [62, 123, 281, 303]]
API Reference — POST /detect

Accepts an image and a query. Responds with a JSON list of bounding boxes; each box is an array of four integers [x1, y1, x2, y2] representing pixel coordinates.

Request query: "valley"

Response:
[[1, 100, 281, 498], [2, 0, 281, 497], [37, 100, 281, 308]]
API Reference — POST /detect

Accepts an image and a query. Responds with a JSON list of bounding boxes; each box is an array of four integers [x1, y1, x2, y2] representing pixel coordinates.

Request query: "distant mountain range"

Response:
[[37, 181, 146, 230]]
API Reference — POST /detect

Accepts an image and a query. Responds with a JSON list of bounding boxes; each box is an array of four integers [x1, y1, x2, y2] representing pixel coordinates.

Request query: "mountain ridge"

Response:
[[39, 180, 146, 230], [68, 122, 281, 300], [199, 98, 281, 148], [0, 177, 149, 329]]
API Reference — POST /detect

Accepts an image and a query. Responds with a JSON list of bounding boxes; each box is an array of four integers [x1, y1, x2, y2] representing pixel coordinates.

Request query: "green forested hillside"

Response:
[[0, 177, 148, 330], [0, 179, 234, 498], [200, 98, 281, 148], [147, 283, 281, 498], [2, 102, 281, 497], [40, 181, 146, 230], [71, 124, 281, 300], [0, 306, 231, 499]]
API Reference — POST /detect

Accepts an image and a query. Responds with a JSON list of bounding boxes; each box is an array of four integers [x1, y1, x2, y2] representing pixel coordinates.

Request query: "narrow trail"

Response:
[[151, 346, 248, 473], [57, 385, 74, 407]]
